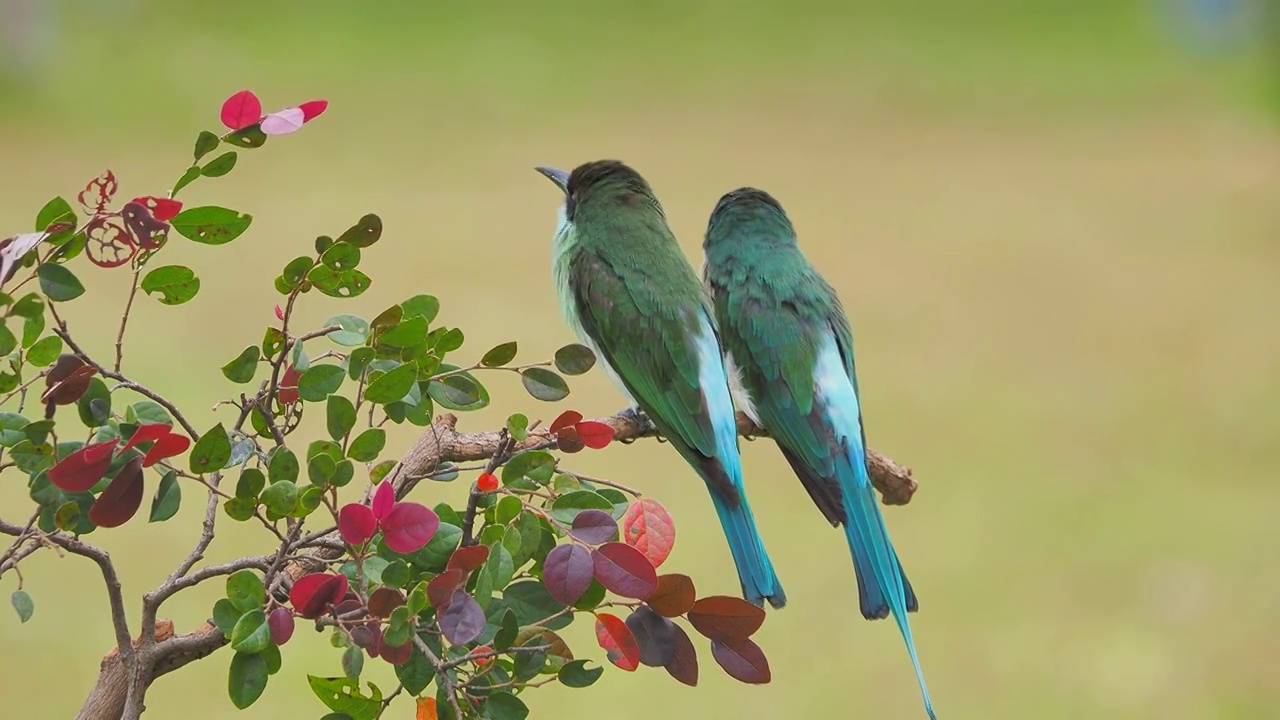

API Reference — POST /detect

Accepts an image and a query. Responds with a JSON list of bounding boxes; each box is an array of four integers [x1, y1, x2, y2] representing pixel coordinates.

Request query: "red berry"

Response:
[[477, 472, 498, 493], [473, 645, 494, 667]]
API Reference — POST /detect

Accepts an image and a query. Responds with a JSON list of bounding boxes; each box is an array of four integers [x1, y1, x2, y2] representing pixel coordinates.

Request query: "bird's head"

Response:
[[534, 160, 659, 225], [704, 187, 798, 254]]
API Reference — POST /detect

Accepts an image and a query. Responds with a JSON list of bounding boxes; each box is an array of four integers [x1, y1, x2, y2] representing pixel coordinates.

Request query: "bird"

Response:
[[703, 187, 936, 718], [534, 160, 785, 609]]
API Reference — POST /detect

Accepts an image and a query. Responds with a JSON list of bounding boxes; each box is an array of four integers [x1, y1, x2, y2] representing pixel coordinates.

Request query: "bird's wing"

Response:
[[569, 247, 741, 503]]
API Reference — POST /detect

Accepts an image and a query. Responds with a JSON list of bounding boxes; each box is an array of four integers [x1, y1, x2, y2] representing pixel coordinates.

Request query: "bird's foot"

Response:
[[616, 405, 660, 443]]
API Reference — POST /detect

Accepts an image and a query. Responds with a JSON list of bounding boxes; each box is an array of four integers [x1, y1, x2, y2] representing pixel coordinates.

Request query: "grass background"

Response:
[[1, 1, 1278, 718]]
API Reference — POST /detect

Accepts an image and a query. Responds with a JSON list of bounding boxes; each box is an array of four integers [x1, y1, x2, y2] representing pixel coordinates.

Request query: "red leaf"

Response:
[[278, 365, 301, 405], [129, 196, 183, 222], [48, 441, 117, 492], [119, 202, 169, 250], [664, 622, 699, 686], [568, 509, 618, 545], [621, 498, 676, 568], [574, 421, 615, 449], [549, 410, 583, 434], [427, 569, 464, 609], [141, 432, 190, 468], [220, 90, 263, 130], [268, 607, 295, 645], [686, 596, 766, 642], [88, 456, 145, 528], [82, 215, 136, 268], [78, 170, 118, 215], [371, 479, 394, 521], [368, 587, 406, 619], [380, 638, 413, 665], [446, 545, 489, 573], [555, 425, 584, 454], [43, 356, 96, 406], [381, 502, 440, 554], [298, 99, 328, 122], [273, 303, 285, 322], [476, 471, 498, 493], [289, 572, 349, 619], [710, 637, 771, 684], [591, 542, 658, 599], [644, 573, 697, 618], [120, 423, 173, 453], [416, 696, 438, 720], [594, 612, 640, 671], [542, 544, 594, 605], [338, 503, 377, 546], [439, 589, 486, 645], [625, 605, 676, 667]]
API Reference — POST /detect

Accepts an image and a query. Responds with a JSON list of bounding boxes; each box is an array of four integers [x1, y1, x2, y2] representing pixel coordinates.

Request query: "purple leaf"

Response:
[[438, 589, 485, 646], [260, 107, 305, 136], [625, 605, 676, 667], [710, 637, 771, 684], [381, 501, 439, 554], [268, 607, 295, 645], [542, 544, 594, 605], [591, 542, 658, 599], [568, 509, 618, 545]]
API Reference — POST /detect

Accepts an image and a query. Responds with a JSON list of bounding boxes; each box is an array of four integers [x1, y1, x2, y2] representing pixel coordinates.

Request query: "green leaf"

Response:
[[26, 335, 62, 366], [224, 124, 267, 148], [433, 328, 465, 353], [171, 206, 253, 245], [337, 214, 383, 248], [341, 645, 364, 680], [190, 423, 232, 473], [221, 346, 260, 384], [223, 496, 257, 522], [364, 363, 416, 404], [236, 467, 265, 499], [307, 265, 371, 299], [19, 312, 41, 349], [0, 413, 28, 447], [298, 364, 345, 402], [201, 151, 238, 177], [261, 481, 299, 517], [279, 256, 313, 292], [505, 413, 529, 441], [37, 264, 85, 302], [308, 454, 337, 487], [484, 692, 528, 720], [228, 652, 269, 709], [326, 395, 356, 441], [394, 644, 433, 695], [520, 368, 569, 402], [376, 316, 428, 354], [172, 166, 201, 196], [347, 347, 374, 380], [428, 373, 489, 411], [36, 196, 75, 232], [494, 496, 522, 526], [8, 293, 41, 318], [212, 598, 241, 635], [126, 400, 172, 426], [267, 447, 299, 484], [399, 294, 439, 323], [324, 315, 369, 346], [262, 642, 282, 675], [261, 327, 286, 358], [230, 609, 270, 654], [194, 130, 220, 161], [295, 486, 324, 516], [140, 265, 201, 306], [321, 242, 361, 271], [554, 344, 597, 376], [347, 428, 385, 462], [502, 451, 556, 487], [481, 342, 518, 367], [11, 590, 33, 623], [0, 323, 17, 356], [550, 490, 614, 524], [502, 581, 570, 630], [330, 459, 355, 488], [307, 676, 381, 720], [11, 440, 53, 473], [148, 471, 181, 522], [558, 659, 604, 688], [227, 569, 266, 612]]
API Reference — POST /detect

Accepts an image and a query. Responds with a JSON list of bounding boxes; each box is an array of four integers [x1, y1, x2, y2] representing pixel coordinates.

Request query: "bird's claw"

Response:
[[616, 405, 660, 442]]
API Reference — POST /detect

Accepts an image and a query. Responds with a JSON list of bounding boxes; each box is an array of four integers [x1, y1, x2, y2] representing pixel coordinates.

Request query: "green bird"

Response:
[[703, 188, 936, 718], [534, 160, 785, 609]]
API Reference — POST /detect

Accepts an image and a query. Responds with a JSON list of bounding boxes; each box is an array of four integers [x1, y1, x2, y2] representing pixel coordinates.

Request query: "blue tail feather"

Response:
[[709, 488, 787, 609]]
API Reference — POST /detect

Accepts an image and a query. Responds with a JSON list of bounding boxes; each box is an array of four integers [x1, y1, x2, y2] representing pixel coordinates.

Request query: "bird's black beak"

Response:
[[534, 166, 570, 194]]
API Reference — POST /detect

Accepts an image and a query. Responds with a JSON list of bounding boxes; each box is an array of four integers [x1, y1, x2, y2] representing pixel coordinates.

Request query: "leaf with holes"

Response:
[[575, 421, 614, 449], [554, 344, 596, 375], [558, 659, 604, 688], [171, 206, 252, 245], [644, 573, 697, 617], [569, 509, 618, 545], [665, 622, 699, 686], [592, 542, 658, 599], [594, 612, 640, 671], [142, 432, 189, 468], [141, 265, 200, 305], [337, 214, 382, 248], [686, 596, 765, 642], [710, 637, 771, 684], [542, 544, 594, 605], [382, 502, 439, 554], [119, 202, 169, 249], [307, 265, 371, 298], [338, 503, 377, 546], [621, 498, 675, 567], [83, 215, 136, 268], [290, 572, 349, 619], [78, 170, 117, 214], [130, 195, 183, 223], [439, 589, 485, 645], [520, 367, 569, 402], [626, 605, 676, 667], [221, 90, 263, 130], [48, 440, 115, 492], [88, 456, 145, 528]]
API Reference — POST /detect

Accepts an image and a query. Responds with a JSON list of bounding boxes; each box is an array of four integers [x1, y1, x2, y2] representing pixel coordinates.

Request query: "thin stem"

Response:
[[114, 269, 141, 373]]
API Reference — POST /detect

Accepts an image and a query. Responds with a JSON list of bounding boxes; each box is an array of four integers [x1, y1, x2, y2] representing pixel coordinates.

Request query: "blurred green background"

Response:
[[2, 1, 1278, 718]]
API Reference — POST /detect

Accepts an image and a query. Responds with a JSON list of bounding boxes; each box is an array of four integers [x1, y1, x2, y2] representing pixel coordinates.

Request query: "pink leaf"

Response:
[[273, 304, 285, 321], [260, 107, 305, 136], [338, 503, 377, 546], [268, 607, 295, 645], [298, 99, 328, 122], [289, 572, 349, 619], [129, 196, 183, 222], [220, 90, 263, 130], [371, 479, 394, 521], [381, 502, 439, 554], [120, 422, 173, 453]]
